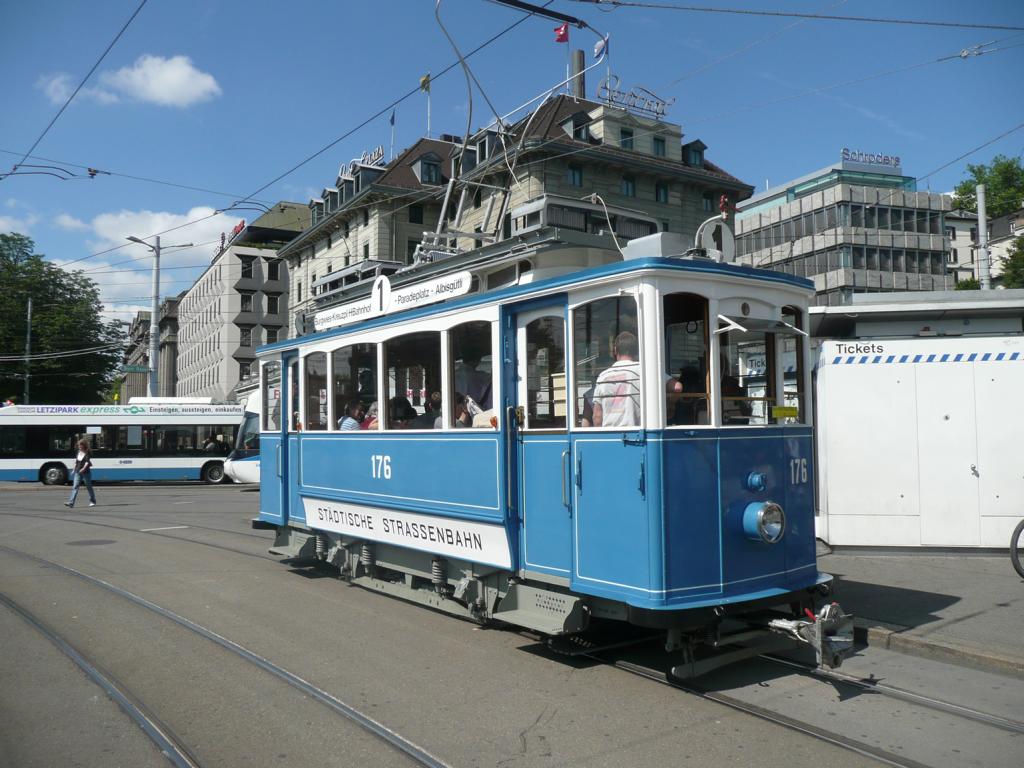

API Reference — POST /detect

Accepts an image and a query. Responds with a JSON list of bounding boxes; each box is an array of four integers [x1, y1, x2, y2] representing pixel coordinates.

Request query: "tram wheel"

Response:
[[1010, 519, 1024, 579]]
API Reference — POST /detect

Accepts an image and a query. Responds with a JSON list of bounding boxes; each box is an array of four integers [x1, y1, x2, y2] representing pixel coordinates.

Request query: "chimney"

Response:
[[570, 49, 586, 98]]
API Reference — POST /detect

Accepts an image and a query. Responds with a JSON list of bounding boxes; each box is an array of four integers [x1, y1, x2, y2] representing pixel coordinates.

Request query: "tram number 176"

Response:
[[790, 458, 808, 485], [371, 454, 392, 480]]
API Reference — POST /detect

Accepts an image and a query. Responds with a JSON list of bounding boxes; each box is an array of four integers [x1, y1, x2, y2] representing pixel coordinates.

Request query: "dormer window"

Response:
[[476, 138, 489, 163], [422, 160, 442, 184], [561, 111, 592, 142], [653, 136, 666, 157], [620, 128, 634, 150]]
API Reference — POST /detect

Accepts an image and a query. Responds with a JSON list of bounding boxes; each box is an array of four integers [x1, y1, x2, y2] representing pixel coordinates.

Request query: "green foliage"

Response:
[[999, 235, 1024, 289], [954, 277, 980, 290], [0, 233, 126, 404], [952, 155, 1024, 218]]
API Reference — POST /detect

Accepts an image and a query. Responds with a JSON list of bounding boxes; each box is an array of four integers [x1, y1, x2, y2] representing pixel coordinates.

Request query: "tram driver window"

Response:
[[781, 306, 806, 424], [663, 293, 709, 426], [262, 362, 282, 431], [303, 352, 328, 431], [719, 325, 776, 426], [384, 332, 441, 429], [331, 343, 377, 430], [572, 296, 640, 428], [449, 321, 494, 428]]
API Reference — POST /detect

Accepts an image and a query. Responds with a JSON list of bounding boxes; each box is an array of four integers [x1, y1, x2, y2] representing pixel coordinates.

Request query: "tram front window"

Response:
[[718, 327, 776, 426], [663, 293, 709, 426], [384, 332, 441, 430]]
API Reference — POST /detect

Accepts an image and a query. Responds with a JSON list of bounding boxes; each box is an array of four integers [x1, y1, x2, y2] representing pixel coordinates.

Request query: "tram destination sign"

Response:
[[311, 270, 473, 333]]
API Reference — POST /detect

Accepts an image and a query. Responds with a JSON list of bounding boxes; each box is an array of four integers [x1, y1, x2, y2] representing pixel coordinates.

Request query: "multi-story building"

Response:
[[735, 155, 953, 306], [944, 208, 978, 284], [987, 205, 1024, 282], [176, 203, 307, 400], [120, 311, 151, 403], [449, 94, 751, 255], [156, 295, 179, 397], [279, 137, 456, 337]]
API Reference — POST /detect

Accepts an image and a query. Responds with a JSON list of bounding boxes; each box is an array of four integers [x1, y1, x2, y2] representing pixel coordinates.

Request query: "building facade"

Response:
[[119, 311, 151, 403], [279, 138, 455, 337], [944, 208, 978, 284], [176, 204, 307, 400], [987, 205, 1024, 282], [735, 157, 953, 306]]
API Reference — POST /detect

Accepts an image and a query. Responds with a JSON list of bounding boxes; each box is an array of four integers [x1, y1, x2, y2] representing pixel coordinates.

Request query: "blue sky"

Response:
[[1, 0, 1022, 322]]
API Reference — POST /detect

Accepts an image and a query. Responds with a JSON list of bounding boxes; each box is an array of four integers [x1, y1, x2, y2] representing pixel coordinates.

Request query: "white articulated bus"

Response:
[[0, 400, 244, 485]]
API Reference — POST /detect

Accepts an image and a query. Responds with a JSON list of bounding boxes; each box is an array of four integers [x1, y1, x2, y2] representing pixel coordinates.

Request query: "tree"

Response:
[[952, 155, 1024, 218], [954, 277, 980, 290], [0, 233, 126, 404], [998, 235, 1024, 289]]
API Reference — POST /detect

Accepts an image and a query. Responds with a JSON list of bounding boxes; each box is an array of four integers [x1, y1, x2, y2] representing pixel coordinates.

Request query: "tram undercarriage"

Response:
[[267, 524, 853, 677]]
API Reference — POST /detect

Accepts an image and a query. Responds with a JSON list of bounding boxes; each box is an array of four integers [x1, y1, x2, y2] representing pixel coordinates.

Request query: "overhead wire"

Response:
[[5, 0, 149, 179]]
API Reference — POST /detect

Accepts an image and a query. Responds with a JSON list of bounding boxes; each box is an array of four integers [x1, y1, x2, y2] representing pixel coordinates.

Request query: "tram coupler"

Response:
[[768, 602, 854, 669]]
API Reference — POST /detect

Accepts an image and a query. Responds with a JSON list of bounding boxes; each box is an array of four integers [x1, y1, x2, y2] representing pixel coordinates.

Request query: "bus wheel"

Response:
[[202, 462, 226, 484], [41, 464, 68, 486]]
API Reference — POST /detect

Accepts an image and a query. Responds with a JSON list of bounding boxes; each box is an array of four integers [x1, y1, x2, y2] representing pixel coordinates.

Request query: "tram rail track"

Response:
[[0, 543, 450, 768]]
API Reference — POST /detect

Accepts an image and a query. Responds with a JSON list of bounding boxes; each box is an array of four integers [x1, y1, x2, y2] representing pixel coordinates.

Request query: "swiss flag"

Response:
[[554, 22, 569, 43]]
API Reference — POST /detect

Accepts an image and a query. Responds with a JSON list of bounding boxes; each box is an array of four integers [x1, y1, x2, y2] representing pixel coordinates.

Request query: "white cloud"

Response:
[[0, 213, 40, 234], [54, 213, 90, 231], [36, 54, 221, 109], [100, 55, 221, 107]]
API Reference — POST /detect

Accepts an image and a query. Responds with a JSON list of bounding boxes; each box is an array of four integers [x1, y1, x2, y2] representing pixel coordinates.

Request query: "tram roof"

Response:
[[258, 252, 813, 356]]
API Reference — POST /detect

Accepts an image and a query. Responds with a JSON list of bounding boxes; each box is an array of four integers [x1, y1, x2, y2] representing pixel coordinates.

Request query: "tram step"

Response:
[[492, 584, 588, 635]]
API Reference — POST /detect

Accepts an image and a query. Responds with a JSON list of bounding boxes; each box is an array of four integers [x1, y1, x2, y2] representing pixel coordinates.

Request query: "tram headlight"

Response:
[[743, 501, 786, 544]]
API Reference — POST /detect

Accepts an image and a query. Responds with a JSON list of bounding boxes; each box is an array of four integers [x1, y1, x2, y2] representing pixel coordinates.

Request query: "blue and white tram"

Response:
[[253, 233, 851, 675]]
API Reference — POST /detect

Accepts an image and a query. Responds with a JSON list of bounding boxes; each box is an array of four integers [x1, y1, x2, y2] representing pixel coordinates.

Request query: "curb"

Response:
[[854, 618, 1024, 679]]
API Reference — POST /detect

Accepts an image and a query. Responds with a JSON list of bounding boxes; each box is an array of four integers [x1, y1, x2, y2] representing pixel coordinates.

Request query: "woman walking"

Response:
[[64, 439, 96, 508]]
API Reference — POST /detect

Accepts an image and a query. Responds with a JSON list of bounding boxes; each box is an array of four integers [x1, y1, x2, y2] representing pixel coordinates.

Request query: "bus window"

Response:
[[572, 296, 639, 428], [449, 321, 493, 428], [332, 343, 377, 430], [198, 425, 233, 454], [154, 426, 198, 453], [781, 306, 806, 424], [304, 352, 328, 431], [664, 293, 709, 426], [0, 426, 26, 455], [262, 361, 282, 431], [526, 316, 567, 430], [719, 325, 776, 426], [384, 332, 441, 430]]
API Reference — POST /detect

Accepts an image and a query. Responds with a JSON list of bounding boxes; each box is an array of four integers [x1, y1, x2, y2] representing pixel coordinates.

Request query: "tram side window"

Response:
[[384, 332, 441, 429], [449, 321, 493, 429], [525, 316, 567, 430], [781, 306, 806, 424], [719, 325, 776, 426], [332, 343, 377, 430], [664, 293, 710, 426], [572, 296, 640, 428], [304, 352, 329, 431], [288, 360, 300, 432], [263, 362, 282, 431]]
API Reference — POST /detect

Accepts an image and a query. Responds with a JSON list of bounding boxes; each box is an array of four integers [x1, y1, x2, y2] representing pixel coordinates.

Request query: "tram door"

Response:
[[508, 300, 573, 579]]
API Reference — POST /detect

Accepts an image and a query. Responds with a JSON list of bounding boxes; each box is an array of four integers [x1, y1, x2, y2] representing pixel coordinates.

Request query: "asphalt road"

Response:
[[0, 483, 1013, 767]]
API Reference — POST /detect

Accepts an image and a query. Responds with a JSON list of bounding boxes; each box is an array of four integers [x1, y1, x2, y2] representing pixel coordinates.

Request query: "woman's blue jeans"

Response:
[[67, 471, 96, 506]]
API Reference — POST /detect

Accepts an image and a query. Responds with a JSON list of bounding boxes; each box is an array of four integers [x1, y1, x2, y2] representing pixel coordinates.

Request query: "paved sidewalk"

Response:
[[820, 549, 1024, 678]]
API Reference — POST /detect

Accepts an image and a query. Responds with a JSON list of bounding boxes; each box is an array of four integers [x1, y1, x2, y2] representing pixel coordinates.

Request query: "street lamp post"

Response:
[[126, 235, 192, 397]]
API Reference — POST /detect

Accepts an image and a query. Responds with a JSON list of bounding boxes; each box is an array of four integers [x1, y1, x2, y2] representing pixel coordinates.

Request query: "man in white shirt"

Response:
[[592, 332, 641, 427]]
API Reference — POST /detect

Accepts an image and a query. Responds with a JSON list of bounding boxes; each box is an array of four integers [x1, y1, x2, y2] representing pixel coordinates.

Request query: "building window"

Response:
[[266, 260, 280, 280], [267, 295, 279, 314], [573, 123, 588, 141], [240, 257, 254, 279], [266, 327, 279, 344], [407, 239, 419, 262], [655, 182, 669, 204], [344, 221, 351, 237], [473, 189, 482, 209], [409, 204, 424, 224], [620, 128, 634, 150], [688, 147, 703, 167], [297, 282, 302, 302], [240, 361, 251, 379], [240, 293, 253, 313], [422, 160, 442, 184], [362, 209, 369, 227], [702, 193, 714, 213], [621, 176, 636, 197], [662, 220, 670, 232], [567, 164, 583, 187], [240, 327, 252, 347], [652, 136, 666, 157], [363, 243, 370, 258]]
